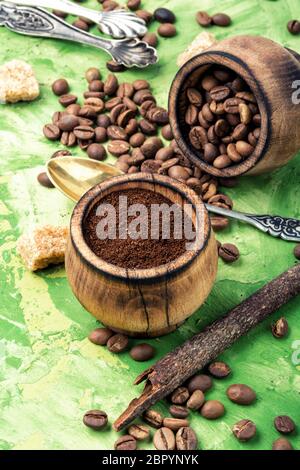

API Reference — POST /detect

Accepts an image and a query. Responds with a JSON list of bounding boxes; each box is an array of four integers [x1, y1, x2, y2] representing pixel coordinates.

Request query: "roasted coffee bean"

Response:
[[169, 405, 189, 419], [196, 11, 212, 27], [130, 343, 155, 362], [106, 60, 126, 73], [83, 410, 108, 430], [96, 114, 111, 128], [66, 103, 81, 115], [102, 0, 119, 11], [118, 109, 136, 128], [107, 125, 128, 141], [176, 427, 197, 450], [104, 74, 118, 96], [139, 119, 157, 135], [236, 140, 254, 157], [52, 78, 69, 96], [73, 19, 89, 31], [157, 23, 177, 38], [84, 92, 104, 101], [114, 435, 137, 451], [51, 149, 72, 158], [106, 97, 122, 112], [218, 242, 240, 262], [185, 104, 199, 126], [133, 79, 150, 91], [57, 115, 79, 132], [78, 106, 97, 120], [211, 216, 229, 231], [227, 384, 256, 405], [88, 327, 113, 345], [232, 123, 248, 140], [170, 387, 189, 405], [271, 317, 288, 339], [210, 100, 225, 115], [287, 19, 300, 35], [186, 177, 202, 194], [61, 131, 76, 147], [200, 400, 225, 419], [142, 32, 158, 47], [155, 146, 174, 161], [141, 137, 163, 158], [236, 91, 256, 103], [208, 361, 231, 378], [187, 374, 212, 393], [78, 117, 94, 127], [125, 119, 139, 136], [187, 88, 203, 107], [210, 85, 231, 102], [43, 123, 60, 141], [128, 424, 149, 441], [94, 127, 107, 143], [85, 67, 101, 83], [198, 111, 211, 129], [293, 244, 300, 259], [202, 182, 218, 201], [143, 409, 163, 428], [213, 155, 231, 169], [207, 126, 219, 145], [115, 160, 129, 173], [123, 97, 138, 112], [52, 110, 66, 124], [212, 13, 231, 27], [73, 126, 94, 140], [59, 94, 78, 107], [274, 416, 295, 434], [127, 0, 141, 11], [223, 97, 242, 114], [110, 104, 126, 124], [130, 132, 145, 147], [231, 77, 246, 92], [163, 418, 189, 431], [140, 159, 161, 173], [147, 106, 169, 124], [239, 103, 252, 125], [140, 101, 155, 118], [161, 124, 173, 140], [226, 112, 240, 127], [154, 7, 176, 24], [52, 9, 67, 18], [87, 143, 106, 161], [168, 165, 190, 181], [186, 390, 205, 410], [202, 75, 219, 92], [84, 97, 104, 113], [78, 138, 93, 150], [117, 82, 134, 98], [128, 148, 145, 165], [225, 143, 241, 163], [134, 89, 156, 105], [215, 119, 230, 137], [136, 10, 153, 24], [153, 427, 175, 450], [233, 419, 256, 441], [107, 333, 128, 353], [272, 437, 293, 450], [189, 126, 208, 149], [37, 172, 54, 188], [108, 140, 130, 156]]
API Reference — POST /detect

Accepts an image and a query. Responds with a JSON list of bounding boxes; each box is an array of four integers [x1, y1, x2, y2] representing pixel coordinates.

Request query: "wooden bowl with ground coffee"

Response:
[[65, 173, 218, 337], [169, 35, 300, 177]]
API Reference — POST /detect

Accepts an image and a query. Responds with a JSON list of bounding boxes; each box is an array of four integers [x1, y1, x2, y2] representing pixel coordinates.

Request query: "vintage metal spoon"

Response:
[[46, 157, 300, 242], [6, 0, 147, 38], [0, 3, 157, 68]]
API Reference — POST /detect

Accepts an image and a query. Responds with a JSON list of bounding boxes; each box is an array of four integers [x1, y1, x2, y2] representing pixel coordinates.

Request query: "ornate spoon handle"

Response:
[[206, 203, 300, 242], [6, 0, 147, 38], [0, 3, 157, 68]]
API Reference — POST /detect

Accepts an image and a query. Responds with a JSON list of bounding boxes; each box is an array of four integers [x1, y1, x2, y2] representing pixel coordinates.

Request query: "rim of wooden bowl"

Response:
[[70, 173, 211, 281], [169, 50, 271, 178]]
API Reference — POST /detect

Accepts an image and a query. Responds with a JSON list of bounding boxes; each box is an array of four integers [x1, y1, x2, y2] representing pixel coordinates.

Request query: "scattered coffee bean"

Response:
[[107, 333, 128, 353], [114, 435, 137, 451], [212, 13, 232, 27], [127, 0, 141, 11], [128, 424, 149, 441], [271, 317, 288, 339], [130, 343, 155, 362], [170, 387, 189, 405], [293, 244, 300, 259], [161, 124, 173, 140], [186, 374, 212, 393], [186, 390, 205, 410], [142, 32, 158, 47], [196, 11, 212, 27], [136, 10, 153, 24], [106, 60, 126, 73], [73, 125, 94, 140], [59, 94, 78, 107], [232, 419, 256, 441], [218, 243, 240, 263], [287, 20, 300, 35], [158, 23, 177, 38], [57, 114, 79, 131], [104, 74, 119, 96], [208, 361, 231, 378], [108, 140, 131, 156], [272, 437, 293, 450], [94, 127, 107, 143], [200, 400, 225, 419], [73, 19, 89, 31], [51, 149, 72, 158], [211, 216, 229, 231], [85, 67, 101, 83], [154, 7, 176, 24], [129, 132, 145, 147], [143, 409, 163, 429], [226, 384, 256, 405], [153, 427, 175, 450], [88, 80, 104, 92], [88, 327, 114, 345], [163, 417, 189, 431], [176, 427, 198, 450], [169, 405, 189, 419], [52, 78, 69, 96], [61, 131, 76, 147], [274, 416, 295, 434], [43, 123, 61, 141], [37, 172, 54, 188], [87, 143, 106, 160], [83, 410, 108, 430]]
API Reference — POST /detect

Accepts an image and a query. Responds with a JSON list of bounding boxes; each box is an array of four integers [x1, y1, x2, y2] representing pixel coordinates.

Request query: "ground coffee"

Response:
[[83, 188, 190, 269]]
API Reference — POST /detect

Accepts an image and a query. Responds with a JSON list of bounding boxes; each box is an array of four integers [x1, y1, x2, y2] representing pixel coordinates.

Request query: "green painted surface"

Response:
[[0, 0, 300, 451]]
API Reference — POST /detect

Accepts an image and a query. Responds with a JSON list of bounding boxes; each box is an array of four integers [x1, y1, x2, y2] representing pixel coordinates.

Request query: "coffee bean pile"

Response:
[[196, 11, 232, 28], [183, 65, 261, 169]]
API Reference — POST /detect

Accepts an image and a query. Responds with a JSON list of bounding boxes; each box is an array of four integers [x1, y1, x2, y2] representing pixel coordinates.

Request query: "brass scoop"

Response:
[[46, 157, 300, 242]]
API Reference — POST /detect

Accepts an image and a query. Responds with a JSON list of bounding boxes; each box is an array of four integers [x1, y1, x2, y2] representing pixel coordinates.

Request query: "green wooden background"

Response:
[[0, 0, 300, 450]]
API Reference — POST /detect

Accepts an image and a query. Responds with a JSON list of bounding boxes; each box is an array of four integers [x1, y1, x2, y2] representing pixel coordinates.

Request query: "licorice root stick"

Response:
[[114, 263, 300, 431]]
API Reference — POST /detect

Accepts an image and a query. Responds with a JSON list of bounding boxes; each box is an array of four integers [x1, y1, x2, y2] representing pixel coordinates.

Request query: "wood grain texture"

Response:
[[114, 263, 300, 431], [169, 35, 300, 177], [65, 173, 218, 337]]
